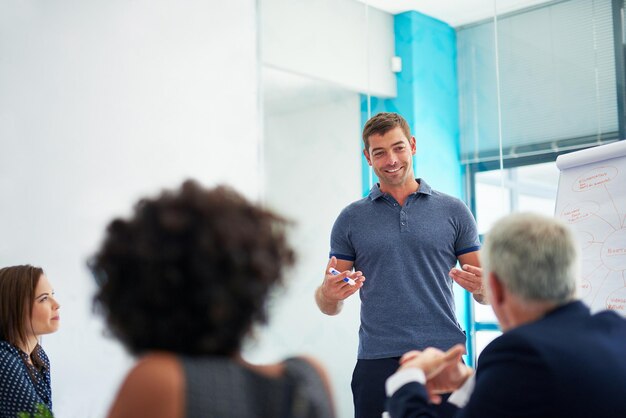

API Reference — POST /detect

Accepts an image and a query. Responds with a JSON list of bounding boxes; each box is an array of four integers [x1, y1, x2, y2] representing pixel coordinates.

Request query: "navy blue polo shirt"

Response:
[[330, 179, 480, 359]]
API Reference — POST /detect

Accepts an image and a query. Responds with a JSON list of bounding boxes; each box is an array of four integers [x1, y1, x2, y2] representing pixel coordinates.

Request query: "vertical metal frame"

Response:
[[613, 0, 626, 139], [463, 163, 478, 367]]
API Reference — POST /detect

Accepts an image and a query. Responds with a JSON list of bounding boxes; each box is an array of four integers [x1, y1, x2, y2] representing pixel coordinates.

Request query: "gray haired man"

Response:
[[386, 212, 626, 418]]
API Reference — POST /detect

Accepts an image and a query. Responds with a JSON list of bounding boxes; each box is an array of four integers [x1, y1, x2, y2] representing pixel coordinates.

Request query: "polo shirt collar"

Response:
[[368, 178, 432, 201], [416, 178, 432, 195]]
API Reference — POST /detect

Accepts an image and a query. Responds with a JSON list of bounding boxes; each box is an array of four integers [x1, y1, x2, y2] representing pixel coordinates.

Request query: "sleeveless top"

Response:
[[180, 356, 334, 418]]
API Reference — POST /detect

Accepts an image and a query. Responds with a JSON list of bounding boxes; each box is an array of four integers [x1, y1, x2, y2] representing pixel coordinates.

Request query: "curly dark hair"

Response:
[[91, 180, 295, 356]]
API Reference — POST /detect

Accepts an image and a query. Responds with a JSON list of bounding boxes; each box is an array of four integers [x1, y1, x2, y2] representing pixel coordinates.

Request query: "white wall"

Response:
[[0, 1, 258, 416], [248, 68, 363, 418], [261, 0, 397, 98]]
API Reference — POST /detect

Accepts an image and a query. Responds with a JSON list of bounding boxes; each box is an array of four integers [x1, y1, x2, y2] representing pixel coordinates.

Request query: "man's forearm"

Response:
[[315, 286, 343, 315]]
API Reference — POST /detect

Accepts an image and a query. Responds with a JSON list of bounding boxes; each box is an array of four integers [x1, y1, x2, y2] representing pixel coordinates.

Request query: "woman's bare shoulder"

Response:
[[107, 352, 185, 418]]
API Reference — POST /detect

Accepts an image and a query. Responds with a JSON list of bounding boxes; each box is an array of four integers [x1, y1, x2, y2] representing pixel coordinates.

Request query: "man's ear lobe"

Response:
[[363, 149, 372, 166]]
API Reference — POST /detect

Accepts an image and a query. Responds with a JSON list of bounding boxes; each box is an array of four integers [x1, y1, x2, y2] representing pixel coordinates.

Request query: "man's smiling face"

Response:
[[364, 126, 416, 189]]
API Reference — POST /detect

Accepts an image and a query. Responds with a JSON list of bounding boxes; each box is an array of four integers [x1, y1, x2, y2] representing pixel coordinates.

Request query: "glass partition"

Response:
[[460, 0, 625, 360], [255, 0, 626, 411], [254, 2, 390, 417]]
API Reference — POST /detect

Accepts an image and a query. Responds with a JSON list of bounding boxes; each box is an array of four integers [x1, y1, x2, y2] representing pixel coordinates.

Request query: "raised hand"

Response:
[[315, 257, 365, 315], [399, 344, 473, 404], [449, 264, 487, 304]]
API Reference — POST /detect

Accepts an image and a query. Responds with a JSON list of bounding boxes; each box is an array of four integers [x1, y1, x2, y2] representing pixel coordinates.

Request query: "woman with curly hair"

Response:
[[0, 265, 61, 418], [92, 180, 334, 418]]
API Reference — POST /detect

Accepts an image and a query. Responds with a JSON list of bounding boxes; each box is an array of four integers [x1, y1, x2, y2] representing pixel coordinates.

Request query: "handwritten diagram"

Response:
[[557, 163, 626, 316]]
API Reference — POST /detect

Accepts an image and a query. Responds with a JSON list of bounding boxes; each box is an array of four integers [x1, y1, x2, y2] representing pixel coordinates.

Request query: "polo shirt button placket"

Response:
[[400, 210, 408, 231]]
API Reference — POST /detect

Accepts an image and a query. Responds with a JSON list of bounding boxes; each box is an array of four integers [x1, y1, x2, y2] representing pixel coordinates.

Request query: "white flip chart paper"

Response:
[[555, 140, 626, 316]]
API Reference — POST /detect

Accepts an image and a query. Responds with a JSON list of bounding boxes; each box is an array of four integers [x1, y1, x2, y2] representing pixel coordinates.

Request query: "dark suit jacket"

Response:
[[387, 301, 626, 418]]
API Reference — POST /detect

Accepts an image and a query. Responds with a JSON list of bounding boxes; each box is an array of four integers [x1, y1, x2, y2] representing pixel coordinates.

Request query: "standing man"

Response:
[[315, 112, 484, 418]]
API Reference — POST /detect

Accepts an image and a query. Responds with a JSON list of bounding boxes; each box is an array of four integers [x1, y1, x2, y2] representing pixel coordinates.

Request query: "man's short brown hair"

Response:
[[362, 112, 412, 150]]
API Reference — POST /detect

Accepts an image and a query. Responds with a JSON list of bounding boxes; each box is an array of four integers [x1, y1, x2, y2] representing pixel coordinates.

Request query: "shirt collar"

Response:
[[368, 178, 432, 200], [13, 343, 48, 371]]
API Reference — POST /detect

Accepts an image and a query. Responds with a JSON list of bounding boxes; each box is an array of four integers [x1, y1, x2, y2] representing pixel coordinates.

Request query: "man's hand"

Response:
[[399, 344, 474, 404], [315, 257, 365, 315], [449, 264, 487, 304]]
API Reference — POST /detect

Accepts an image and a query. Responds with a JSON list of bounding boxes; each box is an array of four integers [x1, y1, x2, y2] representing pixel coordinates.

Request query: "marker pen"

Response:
[[329, 267, 356, 285]]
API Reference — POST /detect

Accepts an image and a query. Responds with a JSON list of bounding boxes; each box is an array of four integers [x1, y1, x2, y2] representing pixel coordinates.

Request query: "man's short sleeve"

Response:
[[329, 207, 356, 262], [454, 200, 481, 257]]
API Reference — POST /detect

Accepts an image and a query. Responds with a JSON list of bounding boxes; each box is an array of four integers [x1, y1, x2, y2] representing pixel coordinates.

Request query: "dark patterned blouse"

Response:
[[0, 340, 52, 418]]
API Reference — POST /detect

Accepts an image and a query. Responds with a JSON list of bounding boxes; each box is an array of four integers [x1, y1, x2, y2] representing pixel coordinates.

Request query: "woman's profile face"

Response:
[[29, 274, 61, 337]]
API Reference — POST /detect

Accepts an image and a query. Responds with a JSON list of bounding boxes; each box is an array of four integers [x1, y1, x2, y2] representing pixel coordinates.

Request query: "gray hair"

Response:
[[482, 212, 579, 304]]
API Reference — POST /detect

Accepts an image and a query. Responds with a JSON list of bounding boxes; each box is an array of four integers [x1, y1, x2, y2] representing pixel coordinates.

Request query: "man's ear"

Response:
[[363, 149, 372, 166], [488, 272, 505, 306], [488, 272, 513, 331], [410, 136, 417, 155]]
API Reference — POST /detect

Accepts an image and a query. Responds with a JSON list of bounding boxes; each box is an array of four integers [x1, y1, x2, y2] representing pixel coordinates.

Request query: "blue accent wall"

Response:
[[361, 11, 462, 199]]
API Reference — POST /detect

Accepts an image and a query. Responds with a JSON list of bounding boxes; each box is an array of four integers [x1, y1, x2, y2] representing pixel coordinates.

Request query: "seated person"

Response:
[[385, 212, 626, 418], [0, 265, 61, 418], [90, 180, 335, 418]]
